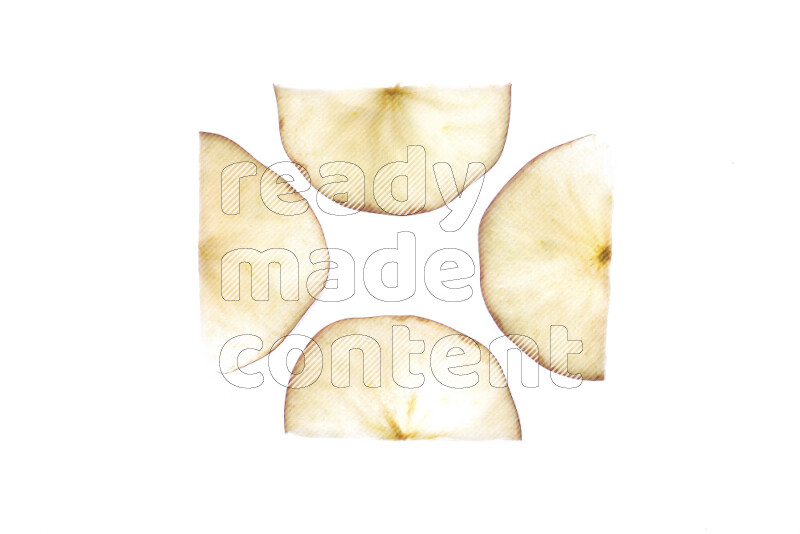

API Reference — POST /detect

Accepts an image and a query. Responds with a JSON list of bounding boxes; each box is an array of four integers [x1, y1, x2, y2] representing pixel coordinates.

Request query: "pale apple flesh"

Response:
[[275, 85, 511, 215], [479, 135, 613, 381], [284, 316, 522, 440], [199, 132, 328, 372]]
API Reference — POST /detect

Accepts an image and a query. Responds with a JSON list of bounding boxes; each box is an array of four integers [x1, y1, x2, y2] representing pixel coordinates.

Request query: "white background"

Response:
[[2, 1, 799, 532]]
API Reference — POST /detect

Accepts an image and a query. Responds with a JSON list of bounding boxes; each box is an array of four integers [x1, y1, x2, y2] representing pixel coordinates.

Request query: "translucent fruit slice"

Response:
[[479, 135, 613, 381], [284, 316, 521, 440], [275, 85, 511, 215], [199, 132, 328, 372]]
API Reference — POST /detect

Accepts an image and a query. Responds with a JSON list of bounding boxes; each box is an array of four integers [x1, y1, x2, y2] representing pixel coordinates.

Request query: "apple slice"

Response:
[[479, 135, 613, 381], [284, 316, 521, 440], [199, 132, 328, 372], [275, 85, 511, 215]]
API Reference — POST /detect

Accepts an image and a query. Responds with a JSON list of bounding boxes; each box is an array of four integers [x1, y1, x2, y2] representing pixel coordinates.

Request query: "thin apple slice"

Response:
[[275, 85, 511, 215], [284, 316, 521, 440], [199, 132, 328, 372], [479, 135, 613, 381]]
